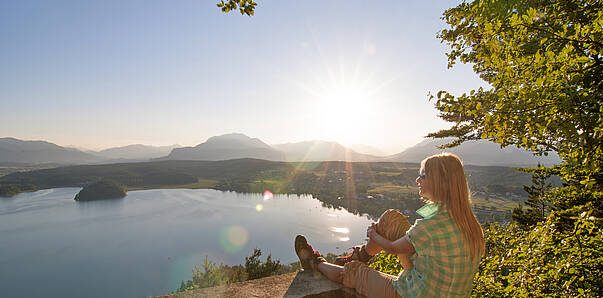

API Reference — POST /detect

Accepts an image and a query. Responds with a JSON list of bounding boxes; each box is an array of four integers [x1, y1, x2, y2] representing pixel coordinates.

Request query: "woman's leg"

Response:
[[341, 261, 401, 298], [367, 209, 413, 256], [317, 261, 400, 298], [338, 209, 412, 265], [316, 262, 344, 283]]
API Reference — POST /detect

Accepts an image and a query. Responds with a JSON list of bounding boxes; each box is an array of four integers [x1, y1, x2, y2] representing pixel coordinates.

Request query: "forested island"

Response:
[[74, 179, 126, 201]]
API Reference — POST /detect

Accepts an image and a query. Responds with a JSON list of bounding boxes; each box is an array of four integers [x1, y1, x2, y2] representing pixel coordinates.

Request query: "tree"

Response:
[[431, 0, 602, 219], [216, 0, 257, 16], [244, 248, 282, 280], [431, 0, 602, 295], [512, 164, 552, 228]]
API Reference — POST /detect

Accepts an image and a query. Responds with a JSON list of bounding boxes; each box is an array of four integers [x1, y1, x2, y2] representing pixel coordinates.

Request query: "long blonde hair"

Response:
[[421, 153, 485, 259]]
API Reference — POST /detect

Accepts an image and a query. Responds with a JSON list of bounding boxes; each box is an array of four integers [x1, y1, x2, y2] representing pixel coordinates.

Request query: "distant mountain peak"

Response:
[[198, 133, 272, 150], [207, 132, 249, 139], [163, 133, 281, 161]]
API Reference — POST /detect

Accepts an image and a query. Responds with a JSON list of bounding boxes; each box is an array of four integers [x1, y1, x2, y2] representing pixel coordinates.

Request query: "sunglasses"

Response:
[[419, 168, 426, 179]]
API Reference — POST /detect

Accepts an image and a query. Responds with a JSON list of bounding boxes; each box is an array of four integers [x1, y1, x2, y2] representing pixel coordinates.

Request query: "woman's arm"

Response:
[[367, 223, 416, 256]]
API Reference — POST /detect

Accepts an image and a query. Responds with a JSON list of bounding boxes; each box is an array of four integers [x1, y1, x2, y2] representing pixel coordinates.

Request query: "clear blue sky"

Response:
[[0, 0, 486, 153]]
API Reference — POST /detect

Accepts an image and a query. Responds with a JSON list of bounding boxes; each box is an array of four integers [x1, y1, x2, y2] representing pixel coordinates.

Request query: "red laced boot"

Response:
[[334, 244, 371, 266], [295, 235, 326, 272]]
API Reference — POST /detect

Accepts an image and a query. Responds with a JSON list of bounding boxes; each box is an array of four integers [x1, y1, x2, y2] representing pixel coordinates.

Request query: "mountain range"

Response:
[[389, 138, 560, 166], [160, 133, 283, 161], [96, 144, 180, 160], [0, 137, 101, 164], [273, 140, 378, 162], [0, 134, 561, 166]]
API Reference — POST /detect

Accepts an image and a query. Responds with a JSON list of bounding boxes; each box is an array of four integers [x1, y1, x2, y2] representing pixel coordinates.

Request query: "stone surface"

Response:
[[155, 271, 364, 298]]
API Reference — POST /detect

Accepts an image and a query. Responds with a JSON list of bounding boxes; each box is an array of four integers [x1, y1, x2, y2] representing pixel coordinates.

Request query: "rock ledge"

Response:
[[155, 271, 364, 298]]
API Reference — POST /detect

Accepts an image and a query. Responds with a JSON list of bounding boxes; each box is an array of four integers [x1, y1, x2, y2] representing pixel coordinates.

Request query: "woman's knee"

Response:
[[376, 209, 410, 240], [342, 261, 365, 288]]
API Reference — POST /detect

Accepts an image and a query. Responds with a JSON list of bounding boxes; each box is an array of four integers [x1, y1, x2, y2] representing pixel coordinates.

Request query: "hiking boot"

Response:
[[334, 244, 372, 266], [295, 235, 326, 272]]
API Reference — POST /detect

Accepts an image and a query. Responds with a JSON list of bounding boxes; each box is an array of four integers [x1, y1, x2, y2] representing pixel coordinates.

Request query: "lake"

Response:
[[0, 188, 374, 298]]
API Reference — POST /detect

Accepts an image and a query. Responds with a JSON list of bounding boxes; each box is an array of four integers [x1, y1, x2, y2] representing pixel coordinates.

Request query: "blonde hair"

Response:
[[421, 153, 485, 259]]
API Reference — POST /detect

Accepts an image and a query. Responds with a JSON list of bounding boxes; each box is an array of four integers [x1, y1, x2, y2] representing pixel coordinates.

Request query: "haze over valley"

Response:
[[0, 133, 559, 168]]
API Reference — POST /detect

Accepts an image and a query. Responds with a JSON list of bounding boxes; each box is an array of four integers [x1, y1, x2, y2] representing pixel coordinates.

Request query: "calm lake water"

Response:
[[0, 188, 374, 298]]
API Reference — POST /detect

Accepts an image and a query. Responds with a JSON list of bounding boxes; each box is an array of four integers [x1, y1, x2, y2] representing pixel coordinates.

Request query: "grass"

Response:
[[368, 183, 417, 194], [377, 172, 403, 177], [471, 196, 518, 210], [248, 179, 289, 193], [126, 179, 218, 191]]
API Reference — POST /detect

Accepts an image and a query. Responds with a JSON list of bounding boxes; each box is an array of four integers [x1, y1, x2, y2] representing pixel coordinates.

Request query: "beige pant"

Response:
[[342, 209, 411, 298], [342, 261, 401, 298]]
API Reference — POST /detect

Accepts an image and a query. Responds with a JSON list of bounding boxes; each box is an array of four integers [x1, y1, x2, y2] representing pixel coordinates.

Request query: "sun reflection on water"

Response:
[[329, 227, 350, 234]]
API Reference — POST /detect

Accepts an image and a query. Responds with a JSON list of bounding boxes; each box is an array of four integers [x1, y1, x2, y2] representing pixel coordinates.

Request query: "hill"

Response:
[[0, 137, 102, 164], [273, 141, 380, 162], [161, 133, 284, 161], [74, 179, 126, 201], [348, 144, 387, 156], [96, 144, 180, 160], [390, 138, 561, 166]]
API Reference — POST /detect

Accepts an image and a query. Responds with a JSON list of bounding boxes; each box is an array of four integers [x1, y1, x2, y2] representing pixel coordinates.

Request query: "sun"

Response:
[[314, 84, 377, 144]]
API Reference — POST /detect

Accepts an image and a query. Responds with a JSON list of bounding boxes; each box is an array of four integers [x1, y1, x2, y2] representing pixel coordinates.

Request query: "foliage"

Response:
[[368, 251, 404, 276], [473, 211, 602, 297], [431, 0, 602, 202], [244, 248, 283, 280], [0, 183, 36, 197], [432, 0, 603, 296], [177, 256, 230, 292], [216, 0, 257, 16], [177, 248, 298, 293], [74, 179, 126, 201]]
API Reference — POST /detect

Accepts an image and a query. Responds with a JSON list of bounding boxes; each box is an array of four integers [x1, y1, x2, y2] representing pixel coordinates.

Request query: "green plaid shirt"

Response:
[[392, 208, 481, 297]]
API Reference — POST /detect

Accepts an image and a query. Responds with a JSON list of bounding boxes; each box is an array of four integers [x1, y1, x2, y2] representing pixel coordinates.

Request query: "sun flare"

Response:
[[314, 84, 377, 144]]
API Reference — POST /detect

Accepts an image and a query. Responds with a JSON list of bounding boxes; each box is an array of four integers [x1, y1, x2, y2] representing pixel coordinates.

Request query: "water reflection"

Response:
[[0, 188, 373, 298], [329, 227, 350, 234]]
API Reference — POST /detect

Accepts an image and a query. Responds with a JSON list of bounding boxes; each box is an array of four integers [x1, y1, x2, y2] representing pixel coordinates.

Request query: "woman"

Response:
[[295, 153, 485, 297]]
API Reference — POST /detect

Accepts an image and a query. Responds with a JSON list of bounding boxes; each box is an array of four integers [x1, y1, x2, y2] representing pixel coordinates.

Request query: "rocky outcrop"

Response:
[[156, 271, 364, 298]]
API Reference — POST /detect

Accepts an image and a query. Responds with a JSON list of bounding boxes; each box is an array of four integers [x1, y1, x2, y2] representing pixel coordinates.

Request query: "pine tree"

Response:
[[512, 165, 552, 228]]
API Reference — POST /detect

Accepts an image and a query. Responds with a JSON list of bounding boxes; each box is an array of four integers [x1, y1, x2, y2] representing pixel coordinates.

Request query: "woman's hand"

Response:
[[366, 223, 378, 239]]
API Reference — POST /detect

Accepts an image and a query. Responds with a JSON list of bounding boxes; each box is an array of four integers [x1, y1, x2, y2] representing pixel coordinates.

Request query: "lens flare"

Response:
[[219, 225, 249, 254], [255, 203, 264, 212], [263, 190, 273, 201], [339, 237, 350, 242]]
